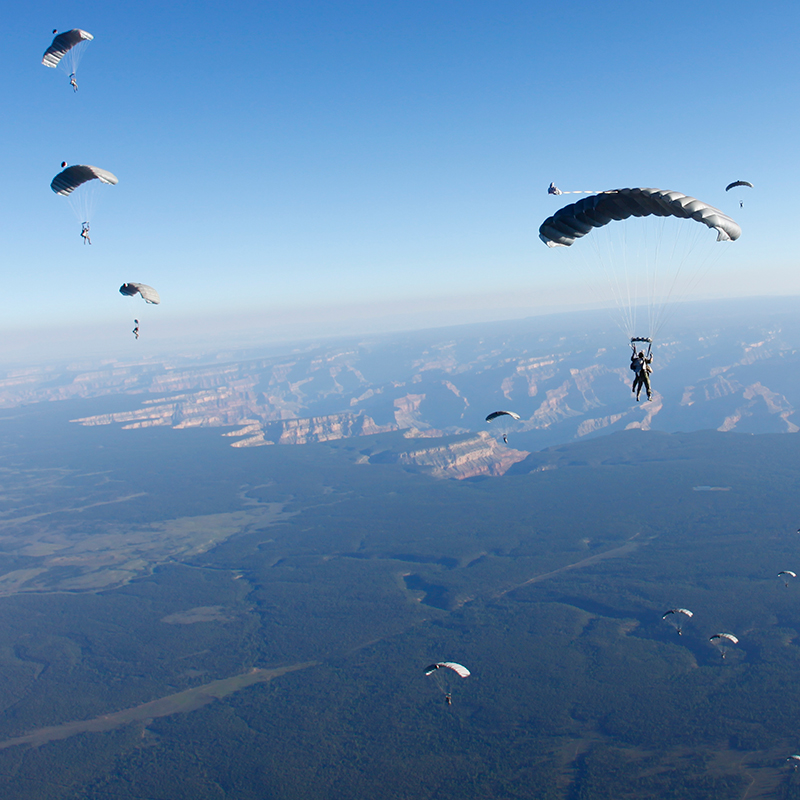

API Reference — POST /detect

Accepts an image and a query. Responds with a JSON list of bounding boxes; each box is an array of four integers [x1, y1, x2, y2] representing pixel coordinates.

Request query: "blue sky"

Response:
[[3, 1, 798, 361]]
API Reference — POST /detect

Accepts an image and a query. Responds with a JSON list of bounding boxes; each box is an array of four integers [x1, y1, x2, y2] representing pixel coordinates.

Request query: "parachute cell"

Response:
[[42, 29, 93, 68], [120, 284, 160, 305], [485, 411, 521, 422]]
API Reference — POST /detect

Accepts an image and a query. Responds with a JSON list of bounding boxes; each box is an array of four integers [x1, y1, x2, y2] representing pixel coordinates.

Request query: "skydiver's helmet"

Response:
[[638, 351, 644, 358]]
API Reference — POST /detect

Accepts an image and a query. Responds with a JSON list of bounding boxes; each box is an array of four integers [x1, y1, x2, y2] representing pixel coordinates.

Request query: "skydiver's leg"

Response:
[[642, 372, 651, 400]]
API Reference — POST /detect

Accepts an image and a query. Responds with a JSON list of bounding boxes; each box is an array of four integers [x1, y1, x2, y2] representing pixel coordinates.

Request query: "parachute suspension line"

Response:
[[67, 182, 99, 225], [587, 220, 639, 339], [647, 219, 727, 341], [60, 39, 90, 77]]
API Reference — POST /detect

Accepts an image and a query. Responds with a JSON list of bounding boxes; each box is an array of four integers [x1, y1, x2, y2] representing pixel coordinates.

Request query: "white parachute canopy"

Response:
[[120, 283, 161, 305], [485, 411, 521, 422], [424, 661, 470, 698], [51, 164, 118, 224], [779, 570, 797, 587], [662, 607, 693, 634], [424, 662, 470, 678], [42, 29, 93, 75]]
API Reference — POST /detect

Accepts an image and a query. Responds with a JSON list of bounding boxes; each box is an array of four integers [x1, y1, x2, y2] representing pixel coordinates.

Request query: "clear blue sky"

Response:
[[3, 0, 799, 361]]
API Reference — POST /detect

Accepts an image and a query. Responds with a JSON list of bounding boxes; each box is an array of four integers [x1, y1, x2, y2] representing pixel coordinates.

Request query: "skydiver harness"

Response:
[[630, 338, 652, 372]]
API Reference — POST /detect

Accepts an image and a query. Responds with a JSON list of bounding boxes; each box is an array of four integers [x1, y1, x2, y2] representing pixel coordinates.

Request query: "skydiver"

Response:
[[632, 350, 653, 401], [739, 200, 743, 208], [69, 72, 78, 92], [503, 434, 508, 444], [630, 346, 642, 393], [445, 693, 452, 706], [132, 319, 140, 340], [80, 222, 91, 245]]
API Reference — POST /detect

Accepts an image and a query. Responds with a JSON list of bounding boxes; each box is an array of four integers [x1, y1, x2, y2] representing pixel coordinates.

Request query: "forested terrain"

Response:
[[2, 400, 800, 797]]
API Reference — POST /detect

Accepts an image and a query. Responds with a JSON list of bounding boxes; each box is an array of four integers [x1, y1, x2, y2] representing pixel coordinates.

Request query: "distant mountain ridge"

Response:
[[2, 298, 799, 477]]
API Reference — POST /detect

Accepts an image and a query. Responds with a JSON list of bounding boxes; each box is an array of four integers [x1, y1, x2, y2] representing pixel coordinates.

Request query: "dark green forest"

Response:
[[2, 401, 800, 798]]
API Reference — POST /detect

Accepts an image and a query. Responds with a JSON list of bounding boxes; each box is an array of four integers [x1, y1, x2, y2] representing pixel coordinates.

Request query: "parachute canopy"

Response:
[[779, 570, 797, 578], [120, 283, 160, 305], [662, 608, 693, 620], [42, 29, 93, 68], [710, 633, 739, 645], [424, 662, 470, 678], [51, 165, 118, 196], [539, 188, 741, 248], [725, 180, 754, 192], [486, 411, 521, 422]]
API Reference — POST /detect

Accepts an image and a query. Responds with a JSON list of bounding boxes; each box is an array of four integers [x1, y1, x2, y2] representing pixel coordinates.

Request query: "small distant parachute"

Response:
[[42, 29, 93, 79], [424, 662, 470, 678], [425, 662, 470, 702], [662, 608, 693, 635], [725, 180, 754, 192], [710, 632, 738, 658], [51, 165, 118, 196], [778, 570, 797, 587], [120, 283, 160, 305], [547, 182, 602, 195], [51, 165, 118, 229], [486, 411, 521, 422], [788, 755, 800, 769]]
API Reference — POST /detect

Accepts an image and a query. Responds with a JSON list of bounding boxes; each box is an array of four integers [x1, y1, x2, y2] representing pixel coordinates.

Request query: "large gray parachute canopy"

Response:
[[42, 29, 93, 68], [120, 283, 160, 305], [424, 662, 470, 678], [725, 180, 754, 191], [486, 411, 521, 422], [51, 165, 118, 196], [539, 188, 741, 248]]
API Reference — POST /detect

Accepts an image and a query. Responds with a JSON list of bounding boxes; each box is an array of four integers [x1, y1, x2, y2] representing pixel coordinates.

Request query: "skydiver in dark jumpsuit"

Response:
[[632, 350, 653, 401]]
